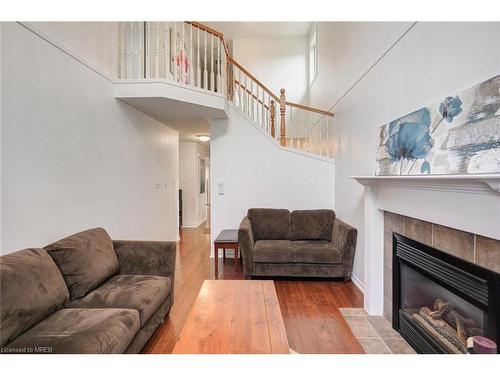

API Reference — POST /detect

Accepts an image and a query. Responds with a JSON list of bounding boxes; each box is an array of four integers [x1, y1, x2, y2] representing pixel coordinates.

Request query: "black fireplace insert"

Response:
[[392, 233, 500, 354]]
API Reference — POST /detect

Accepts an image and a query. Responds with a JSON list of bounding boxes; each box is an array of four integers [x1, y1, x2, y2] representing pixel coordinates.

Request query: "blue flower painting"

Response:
[[376, 75, 500, 175], [439, 96, 463, 123], [385, 108, 434, 174]]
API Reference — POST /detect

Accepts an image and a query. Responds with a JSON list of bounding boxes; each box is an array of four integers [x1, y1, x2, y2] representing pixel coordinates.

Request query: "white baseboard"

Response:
[[181, 218, 207, 229], [351, 272, 365, 294]]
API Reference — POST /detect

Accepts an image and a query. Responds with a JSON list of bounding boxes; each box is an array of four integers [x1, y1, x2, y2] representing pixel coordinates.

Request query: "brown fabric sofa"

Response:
[[238, 209, 357, 279], [0, 228, 176, 354]]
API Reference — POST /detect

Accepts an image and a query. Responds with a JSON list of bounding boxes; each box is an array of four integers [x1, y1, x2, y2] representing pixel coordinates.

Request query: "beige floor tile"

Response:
[[358, 338, 391, 354], [339, 307, 367, 317], [366, 316, 401, 339], [383, 338, 416, 354], [345, 316, 378, 338]]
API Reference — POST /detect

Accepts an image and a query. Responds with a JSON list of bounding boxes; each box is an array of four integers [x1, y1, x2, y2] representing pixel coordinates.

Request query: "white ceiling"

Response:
[[203, 22, 312, 39], [175, 119, 211, 144]]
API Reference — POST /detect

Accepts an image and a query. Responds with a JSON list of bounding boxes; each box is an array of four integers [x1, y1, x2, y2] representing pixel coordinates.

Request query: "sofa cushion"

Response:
[[293, 241, 342, 264], [45, 228, 119, 300], [291, 210, 335, 241], [69, 275, 171, 327], [248, 208, 291, 240], [0, 248, 69, 346], [5, 308, 139, 354], [253, 240, 295, 263]]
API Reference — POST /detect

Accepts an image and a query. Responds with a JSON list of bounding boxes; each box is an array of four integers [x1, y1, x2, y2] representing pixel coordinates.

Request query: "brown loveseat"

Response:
[[238, 209, 357, 279], [0, 228, 176, 354]]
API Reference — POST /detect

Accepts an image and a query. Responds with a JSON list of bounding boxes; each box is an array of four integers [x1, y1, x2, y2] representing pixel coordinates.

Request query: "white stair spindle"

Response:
[[131, 22, 137, 78], [244, 74, 248, 115], [210, 34, 214, 91], [125, 22, 130, 78], [238, 69, 243, 109], [250, 80, 254, 120], [222, 45, 226, 95], [203, 30, 208, 89], [173, 22, 177, 82], [181, 22, 185, 84], [138, 22, 144, 79], [145, 22, 151, 78], [197, 27, 201, 87], [143, 22, 147, 78], [327, 117, 331, 157], [299, 111, 307, 151], [262, 89, 265, 129], [120, 23, 125, 78], [319, 116, 323, 156], [217, 37, 221, 93], [126, 23, 132, 78], [266, 93, 270, 132], [165, 22, 169, 80], [154, 22, 160, 78], [189, 24, 193, 85], [130, 22, 134, 78], [256, 85, 259, 125]]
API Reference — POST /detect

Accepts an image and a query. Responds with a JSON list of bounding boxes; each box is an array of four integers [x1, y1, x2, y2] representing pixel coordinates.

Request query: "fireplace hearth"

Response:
[[393, 233, 500, 354]]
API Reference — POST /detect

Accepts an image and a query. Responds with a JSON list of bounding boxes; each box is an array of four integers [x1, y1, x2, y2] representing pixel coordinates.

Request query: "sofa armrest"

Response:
[[331, 219, 357, 278], [113, 240, 176, 281], [238, 217, 255, 276]]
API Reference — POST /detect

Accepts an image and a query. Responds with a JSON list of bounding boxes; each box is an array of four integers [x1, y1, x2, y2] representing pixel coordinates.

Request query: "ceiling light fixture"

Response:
[[197, 135, 210, 142]]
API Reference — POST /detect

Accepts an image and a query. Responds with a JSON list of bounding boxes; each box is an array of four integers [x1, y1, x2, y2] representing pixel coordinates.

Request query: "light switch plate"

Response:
[[216, 181, 225, 195]]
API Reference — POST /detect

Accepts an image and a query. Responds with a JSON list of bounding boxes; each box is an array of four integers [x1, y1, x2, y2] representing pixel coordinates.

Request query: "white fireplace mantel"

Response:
[[352, 174, 500, 195], [351, 174, 500, 316]]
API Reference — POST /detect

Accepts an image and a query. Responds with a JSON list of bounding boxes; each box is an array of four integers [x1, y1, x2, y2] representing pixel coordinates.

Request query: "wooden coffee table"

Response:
[[173, 280, 290, 354]]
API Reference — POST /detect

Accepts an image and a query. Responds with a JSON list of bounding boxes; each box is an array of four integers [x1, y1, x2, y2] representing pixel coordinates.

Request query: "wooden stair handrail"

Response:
[[234, 80, 271, 110], [230, 58, 279, 101], [186, 21, 231, 59], [186, 21, 333, 117], [187, 21, 224, 38], [285, 101, 334, 117]]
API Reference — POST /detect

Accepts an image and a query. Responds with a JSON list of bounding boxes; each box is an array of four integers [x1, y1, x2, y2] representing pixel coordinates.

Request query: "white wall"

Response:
[[309, 22, 500, 286], [309, 22, 411, 109], [1, 22, 179, 253], [232, 37, 309, 103], [179, 142, 209, 227], [28, 22, 120, 79], [0, 23, 2, 250], [210, 105, 335, 251]]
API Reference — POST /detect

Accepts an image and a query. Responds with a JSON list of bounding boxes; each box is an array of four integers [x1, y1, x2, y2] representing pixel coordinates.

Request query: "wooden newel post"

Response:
[[270, 100, 276, 138], [279, 88, 286, 146]]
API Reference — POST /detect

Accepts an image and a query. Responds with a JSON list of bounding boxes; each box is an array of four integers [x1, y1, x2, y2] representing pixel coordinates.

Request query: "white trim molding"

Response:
[[352, 174, 500, 196], [352, 174, 500, 315], [351, 273, 365, 294]]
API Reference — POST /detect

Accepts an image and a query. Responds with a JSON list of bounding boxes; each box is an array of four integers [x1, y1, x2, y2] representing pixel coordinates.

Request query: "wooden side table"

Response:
[[213, 229, 239, 278]]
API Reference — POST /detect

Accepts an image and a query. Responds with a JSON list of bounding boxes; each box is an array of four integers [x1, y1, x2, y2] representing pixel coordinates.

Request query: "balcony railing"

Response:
[[119, 21, 334, 158]]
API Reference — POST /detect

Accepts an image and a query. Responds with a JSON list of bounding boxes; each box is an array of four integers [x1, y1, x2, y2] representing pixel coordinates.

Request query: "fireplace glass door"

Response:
[[400, 263, 485, 353]]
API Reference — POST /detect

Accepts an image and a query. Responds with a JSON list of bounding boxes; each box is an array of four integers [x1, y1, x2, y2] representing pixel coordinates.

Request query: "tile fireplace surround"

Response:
[[382, 211, 500, 322], [352, 174, 500, 315]]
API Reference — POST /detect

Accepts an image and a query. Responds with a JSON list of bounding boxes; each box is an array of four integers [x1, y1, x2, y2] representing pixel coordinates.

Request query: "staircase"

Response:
[[119, 21, 335, 158]]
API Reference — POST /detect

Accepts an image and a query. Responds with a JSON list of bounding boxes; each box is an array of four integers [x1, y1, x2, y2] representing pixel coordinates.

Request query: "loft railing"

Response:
[[119, 21, 334, 158]]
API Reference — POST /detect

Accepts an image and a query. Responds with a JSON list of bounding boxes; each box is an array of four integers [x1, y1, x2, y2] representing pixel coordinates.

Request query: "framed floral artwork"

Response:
[[376, 75, 500, 175]]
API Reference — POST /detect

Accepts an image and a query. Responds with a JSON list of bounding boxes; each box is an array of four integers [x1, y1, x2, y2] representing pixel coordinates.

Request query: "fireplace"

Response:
[[392, 233, 500, 354]]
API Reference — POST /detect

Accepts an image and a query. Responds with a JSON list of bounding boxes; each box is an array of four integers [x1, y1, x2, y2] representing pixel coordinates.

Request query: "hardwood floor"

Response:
[[142, 224, 364, 354]]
